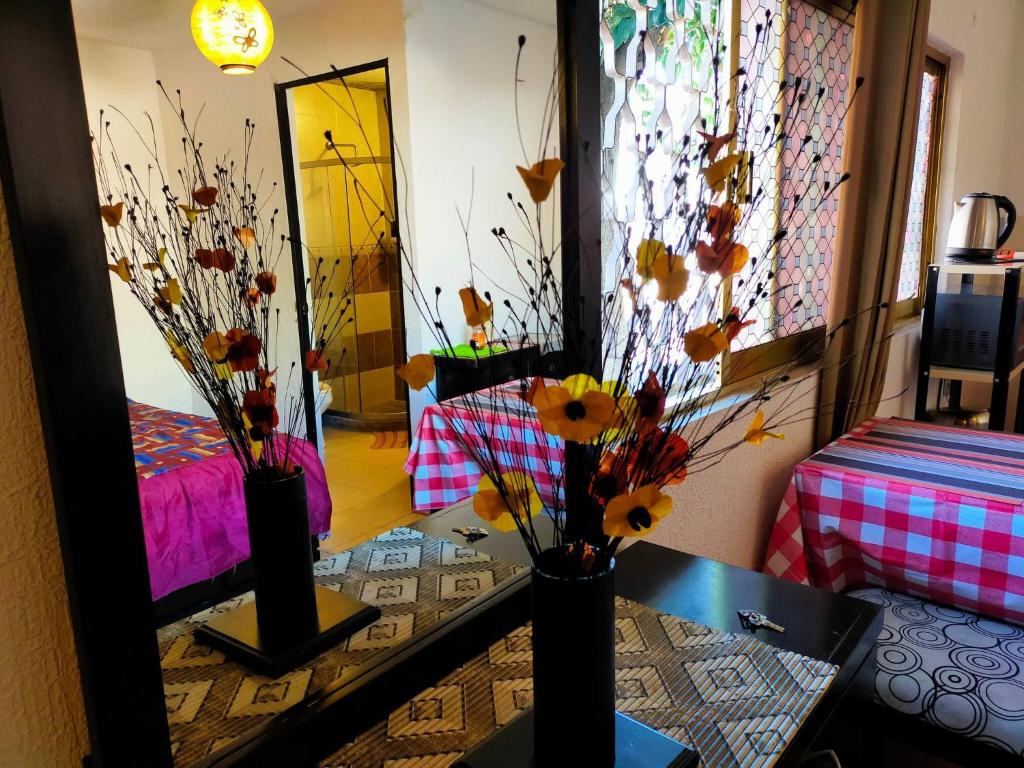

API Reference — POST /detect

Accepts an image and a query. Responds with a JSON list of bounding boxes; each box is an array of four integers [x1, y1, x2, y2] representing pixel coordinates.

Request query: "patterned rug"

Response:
[[370, 431, 408, 450], [320, 597, 839, 768], [158, 528, 524, 765]]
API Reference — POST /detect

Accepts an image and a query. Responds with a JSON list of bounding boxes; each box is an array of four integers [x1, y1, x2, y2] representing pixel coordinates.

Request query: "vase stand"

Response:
[[194, 585, 381, 676], [454, 710, 699, 767]]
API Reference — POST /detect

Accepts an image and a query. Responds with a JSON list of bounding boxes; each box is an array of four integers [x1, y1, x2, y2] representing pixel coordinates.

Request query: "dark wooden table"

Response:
[[209, 501, 880, 767], [417, 502, 882, 767]]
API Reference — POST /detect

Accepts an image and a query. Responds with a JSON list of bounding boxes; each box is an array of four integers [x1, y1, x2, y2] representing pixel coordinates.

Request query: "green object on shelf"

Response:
[[431, 344, 507, 359]]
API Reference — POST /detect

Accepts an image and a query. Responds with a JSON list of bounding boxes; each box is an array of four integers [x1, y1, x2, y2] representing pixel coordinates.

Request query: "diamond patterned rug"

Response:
[[320, 598, 838, 768], [157, 527, 525, 765]]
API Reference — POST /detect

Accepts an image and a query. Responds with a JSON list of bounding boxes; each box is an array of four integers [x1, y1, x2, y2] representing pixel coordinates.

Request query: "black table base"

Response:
[[194, 585, 380, 677], [454, 710, 698, 768]]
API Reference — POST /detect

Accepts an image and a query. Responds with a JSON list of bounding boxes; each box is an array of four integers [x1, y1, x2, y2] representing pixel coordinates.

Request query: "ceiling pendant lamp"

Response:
[[191, 0, 275, 75]]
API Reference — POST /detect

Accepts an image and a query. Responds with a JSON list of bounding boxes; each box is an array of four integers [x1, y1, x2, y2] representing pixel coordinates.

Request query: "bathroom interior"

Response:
[[291, 66, 416, 548]]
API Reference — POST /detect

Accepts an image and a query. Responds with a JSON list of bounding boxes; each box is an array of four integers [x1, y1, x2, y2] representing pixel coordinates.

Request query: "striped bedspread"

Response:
[[764, 417, 1024, 624]]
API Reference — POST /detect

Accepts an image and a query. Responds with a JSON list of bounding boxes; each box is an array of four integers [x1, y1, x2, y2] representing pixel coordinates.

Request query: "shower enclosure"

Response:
[[291, 67, 407, 432]]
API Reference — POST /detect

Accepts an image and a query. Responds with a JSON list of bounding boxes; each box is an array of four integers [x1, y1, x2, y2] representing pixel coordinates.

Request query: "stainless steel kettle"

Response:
[[946, 192, 1016, 260]]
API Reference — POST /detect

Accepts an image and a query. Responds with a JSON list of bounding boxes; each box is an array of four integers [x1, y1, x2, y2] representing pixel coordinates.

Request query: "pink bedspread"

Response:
[[130, 402, 332, 600]]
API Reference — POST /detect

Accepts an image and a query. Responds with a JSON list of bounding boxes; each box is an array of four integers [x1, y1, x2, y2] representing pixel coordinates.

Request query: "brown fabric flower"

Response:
[[226, 328, 261, 372], [195, 247, 235, 272], [242, 388, 278, 436], [255, 271, 277, 295]]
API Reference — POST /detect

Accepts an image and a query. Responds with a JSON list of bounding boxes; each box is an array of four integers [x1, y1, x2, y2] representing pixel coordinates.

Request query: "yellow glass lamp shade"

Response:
[[191, 0, 274, 75]]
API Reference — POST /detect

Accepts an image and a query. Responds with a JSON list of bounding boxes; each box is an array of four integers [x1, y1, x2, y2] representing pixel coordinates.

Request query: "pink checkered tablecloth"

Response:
[[763, 417, 1024, 624], [405, 382, 564, 512]]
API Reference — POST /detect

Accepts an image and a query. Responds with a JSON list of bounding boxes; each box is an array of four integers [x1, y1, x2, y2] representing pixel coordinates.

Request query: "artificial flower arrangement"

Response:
[[94, 85, 356, 479], [383, 18, 861, 576]]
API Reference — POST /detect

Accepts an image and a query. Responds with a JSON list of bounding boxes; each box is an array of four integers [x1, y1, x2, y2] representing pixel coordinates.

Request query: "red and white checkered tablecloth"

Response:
[[763, 417, 1024, 624], [404, 382, 564, 512]]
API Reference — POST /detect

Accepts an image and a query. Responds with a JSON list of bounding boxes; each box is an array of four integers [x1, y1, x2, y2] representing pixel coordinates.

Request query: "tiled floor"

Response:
[[319, 427, 421, 554]]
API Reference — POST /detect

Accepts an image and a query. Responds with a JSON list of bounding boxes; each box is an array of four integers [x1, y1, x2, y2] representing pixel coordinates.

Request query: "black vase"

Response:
[[532, 546, 616, 768], [244, 467, 319, 653]]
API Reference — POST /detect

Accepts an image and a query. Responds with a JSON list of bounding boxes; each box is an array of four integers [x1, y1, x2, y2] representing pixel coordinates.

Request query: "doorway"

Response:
[[279, 62, 415, 551]]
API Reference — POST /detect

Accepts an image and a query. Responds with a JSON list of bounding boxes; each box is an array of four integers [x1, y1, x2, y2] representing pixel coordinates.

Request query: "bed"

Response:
[[129, 401, 332, 600]]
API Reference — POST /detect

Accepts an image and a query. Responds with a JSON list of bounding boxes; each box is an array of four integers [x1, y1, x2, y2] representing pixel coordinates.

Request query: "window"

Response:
[[599, 0, 855, 388], [895, 53, 947, 319]]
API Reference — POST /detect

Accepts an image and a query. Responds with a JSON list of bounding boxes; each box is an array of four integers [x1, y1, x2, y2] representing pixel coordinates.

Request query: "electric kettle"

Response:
[[946, 193, 1016, 260]]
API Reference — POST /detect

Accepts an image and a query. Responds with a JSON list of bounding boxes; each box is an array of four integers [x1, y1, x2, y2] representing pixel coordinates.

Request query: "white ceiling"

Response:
[[71, 0, 555, 51]]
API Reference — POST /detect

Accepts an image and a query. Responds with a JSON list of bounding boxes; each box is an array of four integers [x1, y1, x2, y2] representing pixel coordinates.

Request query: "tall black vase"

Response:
[[532, 546, 616, 768], [244, 467, 319, 652]]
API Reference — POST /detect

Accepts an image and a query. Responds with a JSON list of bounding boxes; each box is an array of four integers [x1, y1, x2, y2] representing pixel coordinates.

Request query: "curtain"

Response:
[[815, 0, 932, 447]]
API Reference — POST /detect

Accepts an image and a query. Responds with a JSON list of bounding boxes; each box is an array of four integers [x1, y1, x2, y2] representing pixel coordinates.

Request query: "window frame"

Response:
[[721, 0, 852, 385], [894, 50, 948, 320]]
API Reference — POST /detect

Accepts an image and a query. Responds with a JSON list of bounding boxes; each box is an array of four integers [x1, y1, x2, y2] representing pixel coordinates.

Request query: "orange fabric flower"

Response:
[[707, 202, 741, 244], [515, 158, 565, 203], [652, 252, 689, 302], [305, 349, 329, 375], [396, 354, 435, 391], [697, 131, 735, 162], [723, 306, 756, 342], [100, 202, 124, 227], [233, 226, 256, 249], [684, 323, 728, 363], [203, 331, 230, 363], [459, 287, 493, 327]]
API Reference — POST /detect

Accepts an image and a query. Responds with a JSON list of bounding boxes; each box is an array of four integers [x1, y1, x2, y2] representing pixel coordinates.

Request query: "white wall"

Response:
[[401, 0, 560, 428], [77, 38, 196, 414], [877, 0, 1024, 424], [929, 0, 1024, 254]]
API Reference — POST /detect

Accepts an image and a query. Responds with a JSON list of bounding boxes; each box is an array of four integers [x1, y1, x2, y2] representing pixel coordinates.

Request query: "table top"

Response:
[[418, 501, 882, 767], [765, 416, 1024, 623], [802, 416, 1024, 505], [208, 501, 880, 767]]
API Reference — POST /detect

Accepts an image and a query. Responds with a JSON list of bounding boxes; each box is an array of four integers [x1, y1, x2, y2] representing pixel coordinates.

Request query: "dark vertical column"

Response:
[[275, 85, 320, 451], [990, 268, 1021, 431], [0, 2, 172, 766], [914, 266, 939, 421], [558, 0, 604, 544]]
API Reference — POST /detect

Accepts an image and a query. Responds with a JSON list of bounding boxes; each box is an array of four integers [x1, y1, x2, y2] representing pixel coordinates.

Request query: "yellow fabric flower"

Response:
[[744, 411, 784, 445], [603, 485, 673, 538], [683, 323, 728, 363], [165, 331, 194, 373], [595, 379, 636, 442], [653, 252, 689, 302], [701, 153, 741, 193], [473, 472, 542, 532], [533, 374, 616, 442], [636, 239, 666, 281], [108, 257, 132, 283]]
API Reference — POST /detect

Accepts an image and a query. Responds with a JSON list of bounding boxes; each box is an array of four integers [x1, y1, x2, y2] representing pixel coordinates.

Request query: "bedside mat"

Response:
[[321, 597, 838, 768], [157, 527, 524, 766]]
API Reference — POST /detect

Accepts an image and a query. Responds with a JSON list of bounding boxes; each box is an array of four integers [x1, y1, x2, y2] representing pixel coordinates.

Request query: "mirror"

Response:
[[71, 0, 559, 763]]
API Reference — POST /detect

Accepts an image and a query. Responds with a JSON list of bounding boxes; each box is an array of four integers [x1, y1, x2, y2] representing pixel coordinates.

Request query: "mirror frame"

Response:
[[0, 1, 600, 766]]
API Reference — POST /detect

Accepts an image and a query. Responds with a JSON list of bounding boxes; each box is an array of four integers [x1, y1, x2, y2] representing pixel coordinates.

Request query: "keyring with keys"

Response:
[[738, 609, 785, 633]]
